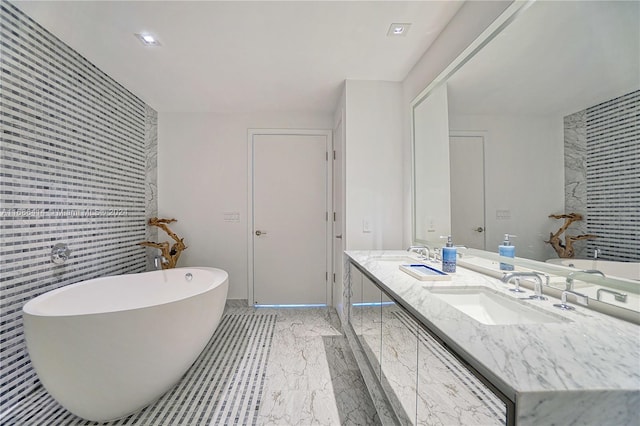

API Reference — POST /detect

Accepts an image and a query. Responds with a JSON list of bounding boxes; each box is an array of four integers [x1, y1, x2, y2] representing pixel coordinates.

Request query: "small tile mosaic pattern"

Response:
[[565, 90, 639, 261], [0, 0, 156, 415], [1, 313, 277, 425], [585, 90, 639, 261]]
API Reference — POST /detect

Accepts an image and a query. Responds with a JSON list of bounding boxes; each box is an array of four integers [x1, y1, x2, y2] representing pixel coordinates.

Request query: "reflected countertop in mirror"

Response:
[[411, 0, 639, 313], [456, 247, 640, 321]]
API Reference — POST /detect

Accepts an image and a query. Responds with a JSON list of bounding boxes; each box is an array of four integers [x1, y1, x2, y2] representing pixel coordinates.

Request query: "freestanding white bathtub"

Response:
[[22, 267, 229, 422]]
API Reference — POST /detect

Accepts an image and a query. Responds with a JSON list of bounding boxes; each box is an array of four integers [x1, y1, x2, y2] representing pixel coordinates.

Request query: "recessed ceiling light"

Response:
[[387, 23, 411, 37], [135, 33, 161, 47]]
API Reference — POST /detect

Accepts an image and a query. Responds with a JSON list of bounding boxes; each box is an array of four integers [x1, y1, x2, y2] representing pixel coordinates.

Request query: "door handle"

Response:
[[474, 227, 484, 233], [335, 235, 342, 239], [255, 230, 267, 236]]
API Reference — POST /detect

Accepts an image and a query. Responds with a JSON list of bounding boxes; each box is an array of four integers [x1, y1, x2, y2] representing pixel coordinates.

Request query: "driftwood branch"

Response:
[[139, 217, 187, 269], [545, 213, 597, 258]]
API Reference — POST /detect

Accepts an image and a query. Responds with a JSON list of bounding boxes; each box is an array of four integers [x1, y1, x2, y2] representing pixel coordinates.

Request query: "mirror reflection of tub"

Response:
[[544, 258, 640, 312], [546, 258, 640, 281], [455, 248, 640, 321]]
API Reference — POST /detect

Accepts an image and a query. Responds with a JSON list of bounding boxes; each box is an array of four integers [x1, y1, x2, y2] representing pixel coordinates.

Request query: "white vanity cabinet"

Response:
[[347, 261, 511, 425], [347, 252, 639, 426], [381, 297, 418, 425], [360, 273, 382, 379], [349, 266, 363, 341], [350, 267, 383, 379], [416, 319, 506, 425]]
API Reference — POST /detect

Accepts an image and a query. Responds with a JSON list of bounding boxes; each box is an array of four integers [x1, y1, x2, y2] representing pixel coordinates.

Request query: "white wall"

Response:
[[344, 80, 404, 250], [157, 1, 515, 301], [449, 113, 565, 260], [158, 111, 332, 299]]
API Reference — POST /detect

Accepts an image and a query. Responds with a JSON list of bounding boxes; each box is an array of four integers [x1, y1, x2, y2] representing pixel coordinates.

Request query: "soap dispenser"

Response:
[[499, 234, 516, 271], [440, 235, 457, 273]]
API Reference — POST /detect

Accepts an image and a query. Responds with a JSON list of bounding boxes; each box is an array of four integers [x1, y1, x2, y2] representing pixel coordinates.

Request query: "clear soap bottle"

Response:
[[441, 235, 456, 273], [499, 234, 516, 271]]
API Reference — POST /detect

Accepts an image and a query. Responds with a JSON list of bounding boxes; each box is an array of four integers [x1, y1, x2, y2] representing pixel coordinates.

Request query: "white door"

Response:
[[449, 134, 486, 250], [251, 132, 329, 305]]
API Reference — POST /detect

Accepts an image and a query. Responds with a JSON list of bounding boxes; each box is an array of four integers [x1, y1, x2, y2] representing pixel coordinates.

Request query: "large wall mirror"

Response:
[[412, 1, 639, 314], [413, 0, 638, 261]]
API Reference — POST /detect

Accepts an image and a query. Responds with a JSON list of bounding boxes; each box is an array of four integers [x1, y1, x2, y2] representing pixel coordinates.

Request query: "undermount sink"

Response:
[[430, 287, 569, 325]]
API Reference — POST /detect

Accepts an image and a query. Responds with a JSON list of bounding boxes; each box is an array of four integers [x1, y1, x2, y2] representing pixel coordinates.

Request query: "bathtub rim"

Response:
[[22, 267, 229, 318]]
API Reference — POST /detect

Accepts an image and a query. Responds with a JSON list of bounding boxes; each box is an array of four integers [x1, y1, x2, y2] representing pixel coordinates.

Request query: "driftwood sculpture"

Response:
[[545, 213, 597, 258], [139, 217, 187, 269]]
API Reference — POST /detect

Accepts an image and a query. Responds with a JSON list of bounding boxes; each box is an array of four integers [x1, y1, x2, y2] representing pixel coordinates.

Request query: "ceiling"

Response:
[[447, 0, 640, 117], [13, 0, 465, 114]]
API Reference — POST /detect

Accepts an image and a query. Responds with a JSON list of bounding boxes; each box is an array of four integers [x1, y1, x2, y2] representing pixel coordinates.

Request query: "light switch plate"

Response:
[[223, 212, 240, 222], [363, 217, 371, 233], [496, 209, 511, 220]]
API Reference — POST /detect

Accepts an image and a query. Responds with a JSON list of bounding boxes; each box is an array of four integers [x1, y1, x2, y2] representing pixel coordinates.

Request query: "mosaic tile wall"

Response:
[[0, 0, 157, 414], [565, 90, 639, 261]]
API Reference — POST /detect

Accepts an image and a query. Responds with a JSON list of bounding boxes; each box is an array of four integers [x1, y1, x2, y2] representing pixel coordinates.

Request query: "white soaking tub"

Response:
[[22, 267, 229, 422]]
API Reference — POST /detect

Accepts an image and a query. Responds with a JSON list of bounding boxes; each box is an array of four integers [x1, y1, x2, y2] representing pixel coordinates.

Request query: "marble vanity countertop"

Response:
[[346, 250, 640, 425]]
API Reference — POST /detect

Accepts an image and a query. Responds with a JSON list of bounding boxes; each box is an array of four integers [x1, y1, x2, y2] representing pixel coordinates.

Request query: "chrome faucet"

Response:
[[407, 245, 430, 260], [153, 255, 166, 270], [566, 269, 605, 290], [432, 247, 441, 262], [455, 245, 467, 259], [593, 247, 602, 259], [501, 272, 546, 298], [596, 288, 627, 303], [51, 243, 72, 265], [554, 289, 589, 310]]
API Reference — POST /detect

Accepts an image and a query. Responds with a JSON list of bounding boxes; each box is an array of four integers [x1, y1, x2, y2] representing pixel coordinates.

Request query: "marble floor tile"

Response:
[[6, 306, 378, 426], [224, 304, 381, 425], [259, 388, 380, 426]]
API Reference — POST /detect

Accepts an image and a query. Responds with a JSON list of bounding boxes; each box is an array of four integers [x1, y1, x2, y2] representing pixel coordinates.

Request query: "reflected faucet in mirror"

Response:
[[407, 245, 430, 260], [565, 270, 605, 291], [597, 288, 627, 303]]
